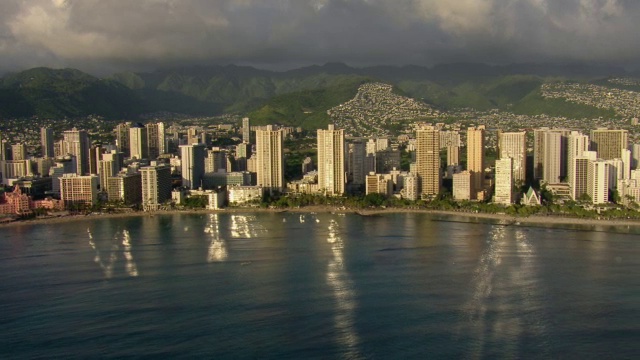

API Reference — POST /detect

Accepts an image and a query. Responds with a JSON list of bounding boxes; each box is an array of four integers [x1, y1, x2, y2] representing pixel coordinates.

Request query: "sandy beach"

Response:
[[2, 205, 640, 230]]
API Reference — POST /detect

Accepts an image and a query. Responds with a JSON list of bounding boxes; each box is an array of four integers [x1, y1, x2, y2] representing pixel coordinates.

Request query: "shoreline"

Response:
[[2, 206, 640, 230]]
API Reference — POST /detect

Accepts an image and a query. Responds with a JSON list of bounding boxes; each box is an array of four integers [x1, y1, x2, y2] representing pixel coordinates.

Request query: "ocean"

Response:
[[1, 212, 638, 359]]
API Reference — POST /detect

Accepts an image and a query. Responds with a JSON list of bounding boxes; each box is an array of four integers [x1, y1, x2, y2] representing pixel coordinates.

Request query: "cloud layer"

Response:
[[1, 0, 639, 74]]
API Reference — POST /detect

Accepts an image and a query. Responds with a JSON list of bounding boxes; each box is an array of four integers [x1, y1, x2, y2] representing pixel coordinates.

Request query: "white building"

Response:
[[141, 163, 172, 211], [255, 125, 284, 192], [494, 157, 513, 205], [59, 174, 99, 208], [317, 124, 345, 196], [587, 160, 610, 204]]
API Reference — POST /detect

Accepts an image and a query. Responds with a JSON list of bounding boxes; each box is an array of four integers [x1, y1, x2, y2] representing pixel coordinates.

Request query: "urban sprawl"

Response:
[[1, 82, 640, 221]]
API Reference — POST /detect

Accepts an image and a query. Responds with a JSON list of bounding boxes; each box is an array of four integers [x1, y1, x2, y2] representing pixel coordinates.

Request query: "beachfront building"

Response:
[[106, 171, 142, 205], [59, 174, 99, 209], [494, 157, 513, 205], [255, 125, 284, 193], [453, 171, 472, 201], [141, 163, 172, 211], [587, 160, 610, 205], [571, 151, 597, 201], [317, 124, 346, 196], [228, 186, 263, 205], [347, 141, 366, 186], [365, 173, 394, 197], [467, 126, 485, 198], [416, 126, 441, 198]]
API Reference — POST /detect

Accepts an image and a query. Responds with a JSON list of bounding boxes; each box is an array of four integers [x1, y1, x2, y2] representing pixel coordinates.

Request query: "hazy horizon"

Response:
[[1, 0, 640, 76]]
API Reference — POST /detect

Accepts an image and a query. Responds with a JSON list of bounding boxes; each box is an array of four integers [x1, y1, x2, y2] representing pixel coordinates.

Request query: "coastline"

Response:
[[2, 206, 640, 230]]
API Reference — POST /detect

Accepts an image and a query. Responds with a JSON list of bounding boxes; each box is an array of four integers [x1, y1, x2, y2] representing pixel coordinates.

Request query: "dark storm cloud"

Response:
[[1, 0, 639, 74]]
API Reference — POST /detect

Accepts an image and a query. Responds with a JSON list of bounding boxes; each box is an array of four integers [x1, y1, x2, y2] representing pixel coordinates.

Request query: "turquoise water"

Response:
[[1, 213, 639, 359]]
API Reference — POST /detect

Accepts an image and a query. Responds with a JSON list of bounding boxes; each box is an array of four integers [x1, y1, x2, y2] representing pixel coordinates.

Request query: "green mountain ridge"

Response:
[[0, 63, 628, 124]]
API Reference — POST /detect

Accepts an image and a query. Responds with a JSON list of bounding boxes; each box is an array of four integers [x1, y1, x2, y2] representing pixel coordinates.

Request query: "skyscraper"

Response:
[[466, 125, 485, 194], [542, 131, 564, 184], [129, 123, 149, 160], [590, 128, 628, 160], [255, 125, 284, 192], [494, 157, 513, 204], [99, 151, 123, 194], [533, 128, 548, 180], [416, 126, 441, 197], [317, 124, 345, 196], [41, 127, 54, 158], [572, 151, 597, 201], [242, 117, 251, 144], [497, 131, 526, 184], [235, 142, 251, 172], [146, 122, 165, 160], [115, 122, 131, 157], [588, 160, 610, 204], [536, 128, 570, 183], [567, 131, 590, 187], [180, 144, 206, 189], [141, 163, 172, 211], [348, 140, 366, 186], [63, 128, 90, 175]]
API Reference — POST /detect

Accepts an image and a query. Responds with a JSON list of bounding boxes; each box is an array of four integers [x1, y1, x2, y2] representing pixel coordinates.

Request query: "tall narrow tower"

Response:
[[466, 125, 485, 194], [129, 123, 149, 160], [567, 131, 590, 187], [317, 124, 345, 196], [115, 122, 131, 157], [41, 127, 54, 158], [242, 117, 251, 144], [146, 122, 165, 160], [416, 126, 441, 197], [255, 125, 284, 192]]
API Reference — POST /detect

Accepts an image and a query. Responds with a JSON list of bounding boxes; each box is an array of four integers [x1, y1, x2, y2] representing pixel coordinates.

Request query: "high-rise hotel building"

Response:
[[590, 128, 628, 160], [129, 123, 149, 160], [256, 125, 284, 192], [242, 117, 251, 144], [180, 143, 206, 189], [466, 125, 485, 195], [317, 124, 345, 196], [497, 131, 527, 184], [567, 132, 590, 188], [141, 162, 172, 211], [416, 126, 441, 197], [59, 174, 99, 208], [41, 127, 55, 158], [494, 157, 513, 204], [62, 128, 90, 175]]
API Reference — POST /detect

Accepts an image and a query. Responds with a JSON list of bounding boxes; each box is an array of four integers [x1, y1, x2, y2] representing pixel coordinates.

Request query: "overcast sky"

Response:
[[1, 0, 639, 75]]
